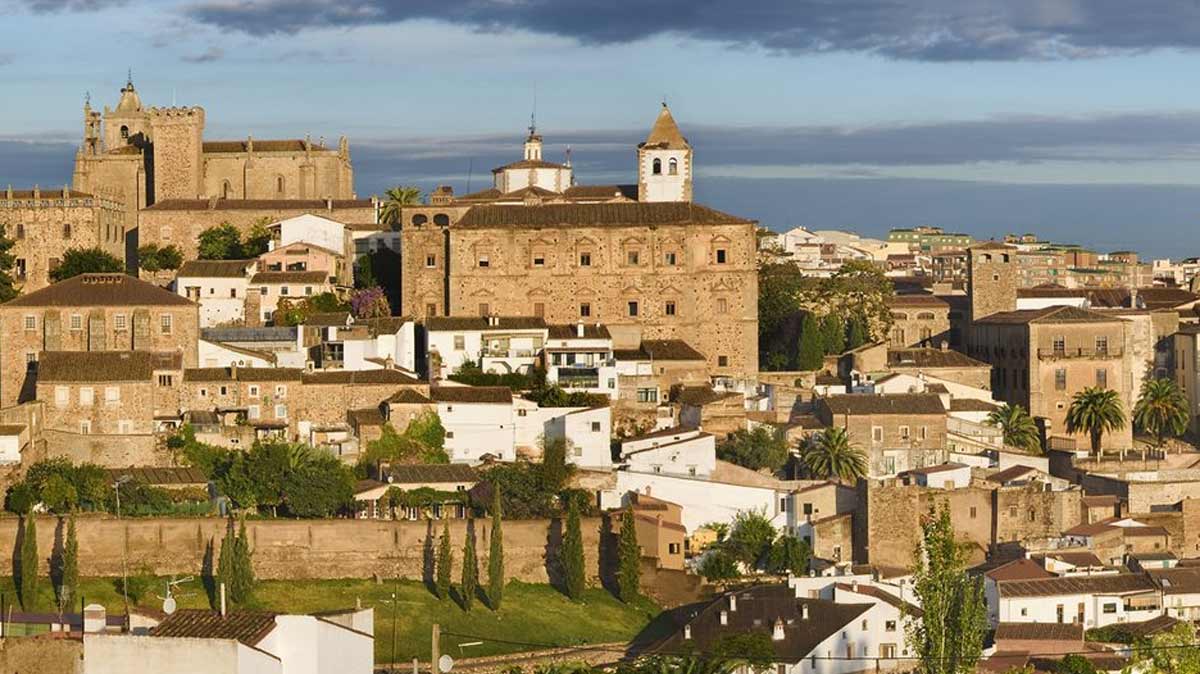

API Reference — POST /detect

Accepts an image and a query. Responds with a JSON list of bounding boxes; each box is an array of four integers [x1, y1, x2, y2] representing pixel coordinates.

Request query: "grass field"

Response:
[[0, 575, 663, 663]]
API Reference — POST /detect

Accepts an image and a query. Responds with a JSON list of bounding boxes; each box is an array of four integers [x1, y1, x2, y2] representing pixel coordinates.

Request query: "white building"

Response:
[[0, 423, 27, 463], [252, 271, 333, 324], [269, 213, 347, 258], [340, 317, 418, 374], [996, 573, 1160, 628], [431, 385, 516, 463], [82, 607, 373, 674], [200, 326, 305, 368], [637, 104, 692, 203], [615, 460, 788, 532], [174, 259, 256, 327], [491, 129, 575, 194], [426, 316, 548, 380], [905, 463, 971, 489], [349, 223, 401, 258], [511, 399, 612, 469], [544, 323, 618, 399], [199, 338, 277, 368], [619, 426, 716, 478]]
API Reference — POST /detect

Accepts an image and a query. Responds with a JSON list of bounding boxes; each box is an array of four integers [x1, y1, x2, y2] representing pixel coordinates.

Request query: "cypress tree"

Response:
[[487, 488, 504, 611], [847, 314, 868, 349], [820, 313, 846, 355], [616, 509, 641, 603], [461, 518, 478, 611], [58, 515, 78, 613], [216, 518, 236, 603], [796, 313, 824, 371], [232, 518, 255, 603], [561, 500, 585, 600], [18, 515, 38, 610], [436, 520, 452, 600]]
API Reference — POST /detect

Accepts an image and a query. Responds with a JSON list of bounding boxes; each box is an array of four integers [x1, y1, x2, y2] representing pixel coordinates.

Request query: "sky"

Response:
[[5, 1, 1200, 258]]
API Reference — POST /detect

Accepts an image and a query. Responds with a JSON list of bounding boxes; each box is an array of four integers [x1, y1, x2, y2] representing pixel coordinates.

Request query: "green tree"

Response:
[[243, 219, 273, 257], [198, 223, 245, 260], [231, 519, 255, 603], [846, 313, 869, 349], [796, 312, 824, 371], [710, 632, 777, 670], [561, 499, 585, 600], [216, 518, 237, 603], [436, 520, 452, 600], [617, 509, 641, 603], [906, 503, 988, 674], [404, 410, 447, 455], [725, 510, 775, 569], [280, 455, 354, 517], [364, 423, 449, 465], [41, 474, 78, 514], [50, 247, 124, 281], [461, 518, 478, 610], [1129, 621, 1200, 674], [801, 427, 868, 482], [356, 254, 377, 289], [5, 482, 36, 515], [987, 403, 1042, 454], [1134, 378, 1189, 449], [57, 514, 79, 613], [1065, 386, 1127, 457], [137, 243, 184, 272], [541, 437, 571, 492], [820, 313, 846, 355], [697, 549, 740, 581], [488, 488, 505, 610], [380, 186, 424, 228], [18, 515, 39, 609], [0, 224, 21, 302], [822, 260, 895, 334], [1054, 655, 1098, 674], [716, 426, 789, 472], [767, 534, 811, 576]]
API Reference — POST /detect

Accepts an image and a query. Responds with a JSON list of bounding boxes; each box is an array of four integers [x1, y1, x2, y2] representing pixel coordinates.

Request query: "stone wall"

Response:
[[148, 107, 206, 202], [2, 515, 605, 583], [0, 635, 82, 674], [0, 189, 127, 291]]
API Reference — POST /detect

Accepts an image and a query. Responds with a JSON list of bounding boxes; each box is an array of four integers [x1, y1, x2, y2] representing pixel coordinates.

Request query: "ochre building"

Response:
[[0, 187, 126, 291]]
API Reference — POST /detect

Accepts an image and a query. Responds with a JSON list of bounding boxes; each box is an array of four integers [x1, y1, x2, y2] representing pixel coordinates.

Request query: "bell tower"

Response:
[[637, 103, 692, 203]]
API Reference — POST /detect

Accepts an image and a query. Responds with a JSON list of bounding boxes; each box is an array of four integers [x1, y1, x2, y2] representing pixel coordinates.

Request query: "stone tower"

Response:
[[147, 106, 206, 201], [102, 75, 151, 151], [967, 241, 1018, 323], [637, 103, 693, 203]]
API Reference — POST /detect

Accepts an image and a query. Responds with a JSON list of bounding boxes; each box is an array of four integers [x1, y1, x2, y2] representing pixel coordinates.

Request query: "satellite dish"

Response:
[[163, 596, 177, 615], [439, 654, 455, 673]]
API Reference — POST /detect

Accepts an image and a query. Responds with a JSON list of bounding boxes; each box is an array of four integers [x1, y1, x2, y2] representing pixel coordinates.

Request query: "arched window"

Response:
[[275, 176, 286, 196], [668, 158, 678, 175], [652, 158, 662, 175], [222, 181, 232, 199], [411, 214, 428, 227], [433, 213, 450, 227], [120, 125, 129, 140], [62, 223, 72, 239]]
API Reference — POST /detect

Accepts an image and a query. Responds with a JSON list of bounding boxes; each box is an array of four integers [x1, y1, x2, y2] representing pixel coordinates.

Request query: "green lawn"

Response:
[[0, 575, 662, 664]]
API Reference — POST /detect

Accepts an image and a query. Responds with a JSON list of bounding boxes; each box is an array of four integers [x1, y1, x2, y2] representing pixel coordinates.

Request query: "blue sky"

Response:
[[5, 0, 1200, 257]]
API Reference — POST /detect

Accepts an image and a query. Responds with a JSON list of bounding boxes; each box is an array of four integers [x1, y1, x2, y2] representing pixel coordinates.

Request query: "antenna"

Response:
[[157, 576, 194, 615], [529, 83, 538, 137]]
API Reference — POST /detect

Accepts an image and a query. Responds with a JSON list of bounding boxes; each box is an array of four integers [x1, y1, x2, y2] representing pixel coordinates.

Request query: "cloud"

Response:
[[0, 53, 13, 66], [180, 0, 1200, 61], [18, 0, 126, 11], [181, 45, 224, 63]]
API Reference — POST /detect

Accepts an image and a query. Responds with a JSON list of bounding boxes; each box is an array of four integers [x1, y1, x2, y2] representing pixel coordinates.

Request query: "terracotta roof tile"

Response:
[[888, 348, 988, 369], [177, 260, 255, 278], [425, 316, 547, 331], [302, 369, 422, 385], [429, 386, 512, 404], [5, 273, 194, 308], [998, 573, 1156, 598], [146, 199, 372, 211], [820, 393, 946, 416], [151, 609, 276, 645], [250, 271, 329, 284], [38, 351, 182, 382], [995, 622, 1083, 642], [454, 202, 752, 229]]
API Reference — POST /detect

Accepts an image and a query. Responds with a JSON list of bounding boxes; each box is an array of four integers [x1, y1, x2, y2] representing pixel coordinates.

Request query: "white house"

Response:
[[430, 385, 516, 463], [544, 323, 618, 399], [996, 573, 1160, 628], [0, 424, 27, 464], [200, 326, 305, 368], [905, 463, 971, 490], [174, 259, 256, 327], [349, 223, 401, 258], [619, 426, 716, 478], [82, 607, 373, 674], [1149, 567, 1200, 620], [269, 213, 347, 258], [426, 316, 548, 380], [830, 581, 922, 667], [199, 338, 276, 368], [615, 460, 788, 532], [252, 271, 333, 324], [340, 317, 418, 373], [511, 399, 612, 469]]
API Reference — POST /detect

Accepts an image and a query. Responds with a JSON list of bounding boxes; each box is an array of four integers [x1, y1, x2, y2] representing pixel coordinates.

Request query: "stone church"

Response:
[[71, 76, 356, 234]]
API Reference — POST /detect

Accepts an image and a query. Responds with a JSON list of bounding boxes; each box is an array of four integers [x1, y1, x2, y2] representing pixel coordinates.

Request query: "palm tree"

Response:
[[1133, 378, 1189, 450], [1065, 386, 1127, 458], [379, 186, 423, 228], [986, 403, 1042, 454], [802, 426, 868, 482]]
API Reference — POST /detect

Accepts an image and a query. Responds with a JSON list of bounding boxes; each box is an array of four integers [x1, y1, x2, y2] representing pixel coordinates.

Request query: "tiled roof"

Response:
[[908, 462, 968, 475], [676, 386, 739, 407], [107, 466, 208, 486], [38, 351, 182, 382], [985, 558, 1055, 582], [201, 326, 297, 343], [976, 305, 1121, 325], [176, 260, 255, 278], [642, 340, 706, 361], [5, 273, 194, 308], [889, 295, 950, 308], [455, 202, 752, 229], [302, 369, 422, 385], [547, 323, 612, 340], [820, 393, 946, 416], [0, 424, 26, 435], [949, 398, 1000, 412], [304, 312, 352, 327], [145, 199, 372, 211], [151, 609, 276, 645], [888, 348, 989, 369], [1082, 495, 1120, 507], [641, 104, 690, 150], [987, 465, 1038, 484], [834, 583, 923, 617], [250, 271, 329, 284], [429, 386, 513, 404], [997, 573, 1156, 598], [491, 159, 569, 173], [388, 389, 432, 404], [360, 316, 410, 336], [203, 139, 313, 153], [384, 463, 479, 484], [347, 407, 385, 427], [1116, 614, 1182, 637], [1063, 518, 1120, 537], [995, 622, 1083, 642], [562, 184, 638, 200], [1039, 551, 1104, 568], [183, 367, 304, 382], [425, 316, 547, 331]]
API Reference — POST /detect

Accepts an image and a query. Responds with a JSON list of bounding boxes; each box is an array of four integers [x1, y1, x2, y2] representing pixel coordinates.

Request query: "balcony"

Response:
[[559, 367, 600, 389], [483, 348, 536, 359], [1037, 347, 1122, 360]]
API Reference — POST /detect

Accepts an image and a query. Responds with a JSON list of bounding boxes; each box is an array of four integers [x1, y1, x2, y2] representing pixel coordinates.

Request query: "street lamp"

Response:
[[113, 474, 132, 613]]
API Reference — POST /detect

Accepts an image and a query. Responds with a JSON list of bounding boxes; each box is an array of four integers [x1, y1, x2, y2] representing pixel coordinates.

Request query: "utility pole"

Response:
[[431, 623, 441, 674]]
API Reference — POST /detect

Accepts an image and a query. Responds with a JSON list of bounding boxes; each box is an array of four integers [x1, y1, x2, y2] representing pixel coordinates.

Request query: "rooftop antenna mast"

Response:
[[529, 82, 538, 137]]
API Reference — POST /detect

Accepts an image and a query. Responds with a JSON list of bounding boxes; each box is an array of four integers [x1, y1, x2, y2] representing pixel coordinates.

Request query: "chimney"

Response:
[[773, 617, 786, 641], [230, 363, 238, 380], [720, 610, 728, 626], [851, 580, 858, 592], [683, 624, 692, 640], [220, 583, 227, 617], [33, 185, 40, 200], [801, 604, 810, 620], [83, 604, 107, 633], [939, 340, 949, 352], [576, 321, 585, 338]]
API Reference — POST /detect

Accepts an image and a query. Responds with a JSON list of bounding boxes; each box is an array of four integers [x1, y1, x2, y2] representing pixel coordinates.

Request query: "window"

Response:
[[580, 303, 591, 318], [871, 426, 883, 443], [23, 315, 36, 331], [120, 125, 129, 139], [532, 255, 545, 267], [969, 506, 977, 519], [718, 355, 729, 367], [160, 314, 172, 335], [219, 386, 228, 396], [79, 387, 94, 406], [104, 386, 120, 403], [918, 426, 928, 440], [652, 158, 662, 175], [280, 286, 289, 296], [1096, 336, 1108, 355], [445, 431, 454, 439], [637, 388, 658, 403], [248, 405, 260, 420], [717, 298, 728, 314], [478, 254, 490, 268], [79, 420, 91, 435], [668, 542, 681, 555], [275, 385, 287, 398], [1055, 368, 1067, 390], [62, 223, 72, 239], [668, 158, 678, 175], [453, 335, 465, 350], [54, 386, 68, 407], [628, 301, 639, 317], [478, 303, 489, 317], [665, 301, 676, 316], [664, 251, 677, 266], [275, 404, 287, 418], [1096, 368, 1107, 388], [158, 374, 174, 387], [579, 252, 591, 267], [533, 302, 545, 317], [426, 303, 437, 317], [716, 249, 727, 264], [14, 225, 23, 240], [517, 409, 527, 417], [305, 286, 313, 296], [118, 420, 133, 434], [276, 175, 286, 196], [627, 250, 640, 266], [1103, 603, 1117, 614], [426, 253, 437, 268], [14, 259, 24, 278], [248, 385, 260, 397], [69, 314, 82, 331], [1053, 335, 1066, 354], [591, 421, 602, 432], [899, 425, 910, 440]]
